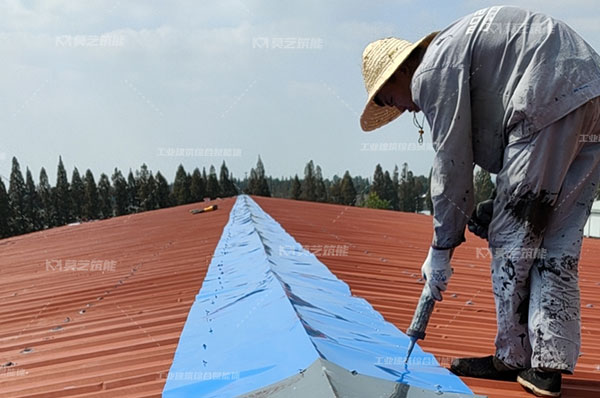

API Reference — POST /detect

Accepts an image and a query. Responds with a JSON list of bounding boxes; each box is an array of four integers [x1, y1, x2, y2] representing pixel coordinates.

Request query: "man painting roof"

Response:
[[360, 6, 600, 397]]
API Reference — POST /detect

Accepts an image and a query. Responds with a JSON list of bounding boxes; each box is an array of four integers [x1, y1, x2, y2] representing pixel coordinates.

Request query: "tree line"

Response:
[[244, 158, 496, 214], [0, 155, 495, 239], [0, 156, 238, 239]]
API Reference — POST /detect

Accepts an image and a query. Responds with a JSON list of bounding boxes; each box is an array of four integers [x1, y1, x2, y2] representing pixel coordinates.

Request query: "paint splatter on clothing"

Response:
[[489, 98, 600, 373]]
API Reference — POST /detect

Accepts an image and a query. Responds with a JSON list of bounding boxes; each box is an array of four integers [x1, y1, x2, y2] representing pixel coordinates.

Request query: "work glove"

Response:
[[421, 247, 453, 301], [467, 199, 494, 240]]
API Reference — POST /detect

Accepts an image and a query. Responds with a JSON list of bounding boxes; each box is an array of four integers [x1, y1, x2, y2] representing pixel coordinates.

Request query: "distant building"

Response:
[[584, 200, 600, 238]]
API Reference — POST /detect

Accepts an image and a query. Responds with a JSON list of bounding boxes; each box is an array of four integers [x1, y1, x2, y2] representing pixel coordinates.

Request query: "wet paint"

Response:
[[505, 190, 555, 236]]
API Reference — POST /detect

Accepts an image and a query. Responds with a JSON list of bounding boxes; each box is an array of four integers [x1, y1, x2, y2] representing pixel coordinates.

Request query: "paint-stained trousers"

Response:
[[488, 97, 600, 373]]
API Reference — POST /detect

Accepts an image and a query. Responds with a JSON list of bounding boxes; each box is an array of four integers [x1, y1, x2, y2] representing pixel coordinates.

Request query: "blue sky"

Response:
[[1, 0, 599, 183]]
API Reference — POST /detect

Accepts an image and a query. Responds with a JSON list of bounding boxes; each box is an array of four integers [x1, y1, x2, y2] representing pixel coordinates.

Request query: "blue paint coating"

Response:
[[162, 195, 475, 397]]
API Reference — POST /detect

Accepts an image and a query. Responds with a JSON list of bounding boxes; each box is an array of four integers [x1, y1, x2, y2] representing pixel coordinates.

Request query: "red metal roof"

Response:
[[0, 199, 233, 398], [0, 195, 598, 397], [253, 196, 600, 398]]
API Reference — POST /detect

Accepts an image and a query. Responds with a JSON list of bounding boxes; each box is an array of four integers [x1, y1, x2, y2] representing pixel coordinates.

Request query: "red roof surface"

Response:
[[0, 195, 598, 398], [0, 199, 233, 398], [253, 196, 600, 398]]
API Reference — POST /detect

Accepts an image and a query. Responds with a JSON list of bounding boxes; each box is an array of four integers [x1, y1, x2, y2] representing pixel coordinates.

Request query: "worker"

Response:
[[359, 6, 600, 398]]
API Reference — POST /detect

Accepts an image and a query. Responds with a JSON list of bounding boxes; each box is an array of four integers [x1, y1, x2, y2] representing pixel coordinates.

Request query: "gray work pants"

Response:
[[488, 97, 600, 373]]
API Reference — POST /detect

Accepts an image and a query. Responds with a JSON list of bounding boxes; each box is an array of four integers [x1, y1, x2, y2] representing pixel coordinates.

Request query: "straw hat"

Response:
[[360, 32, 438, 132]]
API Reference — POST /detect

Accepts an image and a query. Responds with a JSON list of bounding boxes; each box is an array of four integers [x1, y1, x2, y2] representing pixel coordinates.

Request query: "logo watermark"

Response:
[[252, 37, 323, 50], [475, 247, 547, 260], [45, 259, 117, 272], [279, 244, 349, 257], [157, 147, 242, 157], [55, 34, 125, 47], [580, 134, 600, 143], [0, 368, 27, 377], [375, 355, 453, 368], [166, 371, 240, 381], [360, 142, 434, 152]]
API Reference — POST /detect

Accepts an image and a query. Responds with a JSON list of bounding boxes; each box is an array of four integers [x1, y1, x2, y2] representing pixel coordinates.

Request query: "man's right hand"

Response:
[[467, 199, 494, 240], [421, 247, 453, 301]]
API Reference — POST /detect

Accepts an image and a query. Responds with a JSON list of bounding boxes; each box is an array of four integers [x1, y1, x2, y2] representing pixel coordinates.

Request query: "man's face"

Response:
[[373, 67, 419, 113]]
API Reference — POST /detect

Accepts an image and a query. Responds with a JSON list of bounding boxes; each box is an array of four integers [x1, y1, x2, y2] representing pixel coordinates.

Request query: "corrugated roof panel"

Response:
[[0, 199, 234, 398], [253, 196, 600, 398], [1, 195, 599, 397]]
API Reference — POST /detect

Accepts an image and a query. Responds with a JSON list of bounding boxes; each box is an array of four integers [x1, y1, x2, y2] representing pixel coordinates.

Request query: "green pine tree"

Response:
[[111, 168, 128, 216], [329, 175, 342, 204], [97, 173, 112, 219], [83, 169, 99, 220], [398, 163, 417, 212], [172, 164, 190, 205], [301, 160, 316, 201], [38, 167, 54, 228], [219, 161, 237, 197], [8, 157, 27, 234], [315, 165, 327, 202], [142, 174, 159, 211], [206, 165, 220, 199], [370, 164, 386, 201], [24, 167, 42, 232], [391, 165, 400, 210], [70, 168, 85, 221], [155, 171, 171, 208], [190, 168, 205, 202], [54, 157, 71, 225], [137, 164, 157, 211], [383, 170, 396, 207], [0, 178, 11, 238], [340, 171, 357, 205], [127, 170, 140, 212], [257, 157, 270, 196], [291, 174, 302, 199]]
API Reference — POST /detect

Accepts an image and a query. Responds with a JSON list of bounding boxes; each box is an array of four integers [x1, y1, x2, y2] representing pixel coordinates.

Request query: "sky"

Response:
[[1, 0, 599, 183]]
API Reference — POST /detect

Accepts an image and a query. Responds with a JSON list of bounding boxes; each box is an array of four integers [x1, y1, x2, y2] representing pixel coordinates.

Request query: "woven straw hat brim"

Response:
[[360, 32, 438, 132]]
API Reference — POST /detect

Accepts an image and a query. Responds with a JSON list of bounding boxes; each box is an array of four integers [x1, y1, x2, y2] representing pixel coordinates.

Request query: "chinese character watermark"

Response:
[[45, 259, 117, 272], [375, 355, 453, 368], [360, 142, 434, 152], [580, 134, 600, 143], [0, 368, 27, 377], [252, 37, 323, 50], [55, 34, 125, 47], [279, 244, 350, 257], [166, 371, 240, 381], [475, 247, 548, 261], [157, 147, 243, 157]]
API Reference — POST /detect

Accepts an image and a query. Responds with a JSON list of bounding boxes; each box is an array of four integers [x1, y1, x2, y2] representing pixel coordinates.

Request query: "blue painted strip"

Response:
[[162, 195, 474, 397]]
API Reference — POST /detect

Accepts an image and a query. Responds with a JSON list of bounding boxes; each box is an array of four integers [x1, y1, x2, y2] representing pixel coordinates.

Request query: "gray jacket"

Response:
[[411, 5, 600, 249]]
